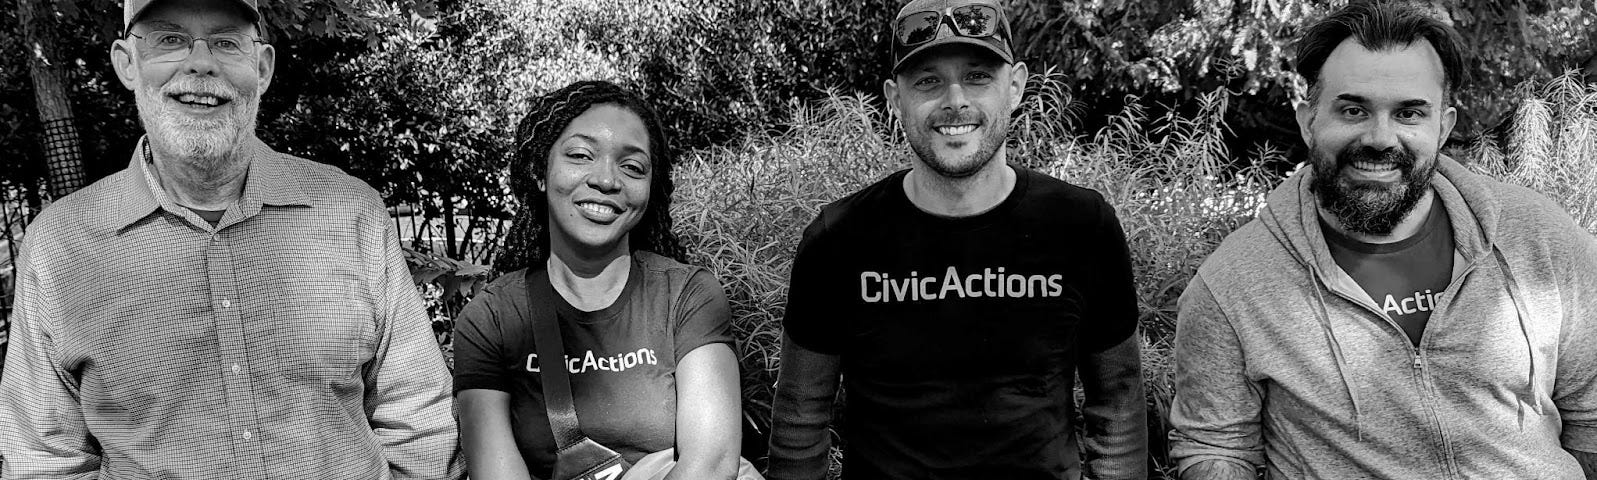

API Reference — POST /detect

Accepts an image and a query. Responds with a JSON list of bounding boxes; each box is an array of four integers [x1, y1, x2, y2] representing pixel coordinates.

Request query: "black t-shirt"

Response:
[[452, 251, 735, 479], [1323, 196, 1456, 346], [783, 166, 1140, 479]]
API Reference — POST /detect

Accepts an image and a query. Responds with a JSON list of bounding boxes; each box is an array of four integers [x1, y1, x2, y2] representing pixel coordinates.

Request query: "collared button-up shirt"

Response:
[[0, 136, 461, 479]]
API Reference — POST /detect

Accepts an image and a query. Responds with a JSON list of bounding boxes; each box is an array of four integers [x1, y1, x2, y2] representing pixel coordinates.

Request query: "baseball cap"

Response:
[[891, 0, 1014, 73], [124, 0, 261, 30]]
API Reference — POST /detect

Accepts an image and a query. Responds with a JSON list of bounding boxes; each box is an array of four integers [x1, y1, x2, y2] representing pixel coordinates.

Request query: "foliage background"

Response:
[[3, 0, 1596, 478]]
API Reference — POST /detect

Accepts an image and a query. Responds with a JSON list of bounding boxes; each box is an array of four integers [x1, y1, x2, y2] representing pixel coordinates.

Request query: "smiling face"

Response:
[[112, 0, 272, 167], [885, 43, 1026, 178], [1297, 38, 1456, 235], [543, 104, 654, 261]]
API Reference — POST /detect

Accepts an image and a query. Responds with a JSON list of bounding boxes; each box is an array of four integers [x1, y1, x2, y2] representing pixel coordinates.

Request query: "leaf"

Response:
[[440, 274, 463, 299]]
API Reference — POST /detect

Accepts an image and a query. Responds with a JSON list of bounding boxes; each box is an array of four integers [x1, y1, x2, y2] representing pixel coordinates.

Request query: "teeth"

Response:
[[579, 203, 616, 216], [176, 94, 221, 106], [1351, 161, 1397, 171], [936, 125, 977, 135]]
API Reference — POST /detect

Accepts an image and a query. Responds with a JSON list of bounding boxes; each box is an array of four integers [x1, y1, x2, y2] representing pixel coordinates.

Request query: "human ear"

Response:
[[882, 78, 901, 119], [1007, 61, 1029, 113], [1440, 105, 1457, 144], [255, 42, 276, 92], [1294, 96, 1316, 147], [111, 38, 139, 91]]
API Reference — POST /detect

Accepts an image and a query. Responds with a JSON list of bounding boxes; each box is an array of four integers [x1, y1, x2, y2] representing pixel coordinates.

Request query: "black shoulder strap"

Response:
[[526, 267, 586, 450]]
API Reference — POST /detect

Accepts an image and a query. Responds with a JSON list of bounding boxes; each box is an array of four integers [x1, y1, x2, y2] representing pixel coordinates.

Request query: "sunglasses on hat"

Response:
[[894, 5, 1006, 47]]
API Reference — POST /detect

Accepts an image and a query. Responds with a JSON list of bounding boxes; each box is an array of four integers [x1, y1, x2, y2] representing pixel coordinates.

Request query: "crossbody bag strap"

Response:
[[526, 267, 587, 450]]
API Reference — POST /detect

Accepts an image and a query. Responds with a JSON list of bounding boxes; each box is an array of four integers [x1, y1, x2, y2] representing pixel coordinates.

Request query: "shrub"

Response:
[[1461, 72, 1597, 233]]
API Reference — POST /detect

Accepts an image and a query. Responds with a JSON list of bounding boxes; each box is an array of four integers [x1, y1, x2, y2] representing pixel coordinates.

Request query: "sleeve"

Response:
[[364, 221, 464, 479], [765, 333, 842, 480], [452, 286, 511, 393], [1554, 220, 1597, 453], [1168, 274, 1266, 474], [1075, 197, 1149, 480], [0, 243, 102, 479], [779, 213, 846, 354], [672, 268, 735, 361], [766, 210, 847, 480]]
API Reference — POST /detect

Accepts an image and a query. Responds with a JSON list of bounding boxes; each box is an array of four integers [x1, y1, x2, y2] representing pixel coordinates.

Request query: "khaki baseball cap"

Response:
[[891, 0, 1014, 73], [124, 0, 260, 30]]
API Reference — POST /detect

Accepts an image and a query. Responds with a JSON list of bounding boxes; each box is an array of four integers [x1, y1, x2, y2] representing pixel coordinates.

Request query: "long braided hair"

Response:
[[494, 80, 686, 273]]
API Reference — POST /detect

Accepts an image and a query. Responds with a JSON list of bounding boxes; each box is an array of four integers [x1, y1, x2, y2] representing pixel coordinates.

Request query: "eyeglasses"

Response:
[[127, 30, 264, 62], [895, 5, 1006, 47]]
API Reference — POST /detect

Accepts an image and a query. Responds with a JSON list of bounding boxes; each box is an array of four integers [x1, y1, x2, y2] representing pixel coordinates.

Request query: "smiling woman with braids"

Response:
[[453, 81, 750, 480]]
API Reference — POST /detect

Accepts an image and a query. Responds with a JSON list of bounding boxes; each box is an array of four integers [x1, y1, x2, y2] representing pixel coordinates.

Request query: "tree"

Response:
[[16, 0, 87, 198]]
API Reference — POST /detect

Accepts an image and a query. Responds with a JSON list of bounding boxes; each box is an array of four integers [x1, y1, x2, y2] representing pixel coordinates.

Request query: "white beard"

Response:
[[134, 73, 259, 177]]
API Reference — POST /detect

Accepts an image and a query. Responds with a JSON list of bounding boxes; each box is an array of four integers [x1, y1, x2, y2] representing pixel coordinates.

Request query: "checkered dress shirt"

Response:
[[0, 136, 461, 479]]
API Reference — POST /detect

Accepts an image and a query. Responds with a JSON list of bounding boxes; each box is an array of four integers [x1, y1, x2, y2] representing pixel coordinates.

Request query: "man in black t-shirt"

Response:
[[764, 1, 1149, 479]]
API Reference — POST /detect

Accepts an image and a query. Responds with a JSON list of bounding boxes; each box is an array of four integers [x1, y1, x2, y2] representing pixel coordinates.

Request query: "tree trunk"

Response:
[[442, 192, 459, 259], [17, 0, 87, 199]]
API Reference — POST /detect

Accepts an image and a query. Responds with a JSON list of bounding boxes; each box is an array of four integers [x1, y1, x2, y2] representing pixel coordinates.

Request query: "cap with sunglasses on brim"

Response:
[[123, 0, 261, 29], [891, 0, 1014, 73]]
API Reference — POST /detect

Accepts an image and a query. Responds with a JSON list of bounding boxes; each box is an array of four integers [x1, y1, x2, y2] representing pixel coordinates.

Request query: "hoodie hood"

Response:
[[1254, 154, 1545, 436]]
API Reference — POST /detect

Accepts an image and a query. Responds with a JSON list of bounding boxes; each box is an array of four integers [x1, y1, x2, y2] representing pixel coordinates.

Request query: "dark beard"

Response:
[[1310, 145, 1435, 236], [907, 111, 1008, 178]]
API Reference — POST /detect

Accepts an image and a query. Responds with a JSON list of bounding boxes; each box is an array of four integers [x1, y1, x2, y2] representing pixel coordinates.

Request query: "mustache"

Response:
[[1337, 145, 1415, 168], [926, 110, 984, 127], [159, 75, 241, 100]]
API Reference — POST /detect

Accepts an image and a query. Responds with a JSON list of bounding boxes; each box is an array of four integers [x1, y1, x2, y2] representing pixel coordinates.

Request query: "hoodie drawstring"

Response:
[[1308, 266, 1364, 441], [1492, 247, 1544, 427]]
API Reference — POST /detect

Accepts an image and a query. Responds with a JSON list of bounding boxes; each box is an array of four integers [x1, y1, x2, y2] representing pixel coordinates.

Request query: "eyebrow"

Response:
[[1335, 94, 1434, 108], [566, 133, 650, 157]]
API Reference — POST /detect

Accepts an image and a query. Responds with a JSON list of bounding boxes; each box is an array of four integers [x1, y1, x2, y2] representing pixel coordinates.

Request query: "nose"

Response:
[[181, 39, 222, 76], [585, 160, 621, 193], [1359, 114, 1401, 152], [942, 83, 972, 112]]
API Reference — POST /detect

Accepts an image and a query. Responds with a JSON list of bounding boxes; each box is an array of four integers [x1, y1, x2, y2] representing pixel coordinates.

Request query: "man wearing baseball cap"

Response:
[[0, 0, 460, 478], [765, 0, 1149, 478]]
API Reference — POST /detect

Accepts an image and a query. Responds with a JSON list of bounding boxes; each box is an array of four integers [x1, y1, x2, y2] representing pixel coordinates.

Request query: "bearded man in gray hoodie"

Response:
[[1168, 2, 1597, 479]]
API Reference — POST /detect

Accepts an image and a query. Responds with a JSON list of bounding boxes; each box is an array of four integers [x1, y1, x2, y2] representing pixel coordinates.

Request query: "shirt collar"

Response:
[[111, 135, 315, 232]]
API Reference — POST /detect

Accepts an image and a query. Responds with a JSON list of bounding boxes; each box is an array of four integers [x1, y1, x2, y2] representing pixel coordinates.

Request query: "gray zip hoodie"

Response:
[[1168, 155, 1597, 479]]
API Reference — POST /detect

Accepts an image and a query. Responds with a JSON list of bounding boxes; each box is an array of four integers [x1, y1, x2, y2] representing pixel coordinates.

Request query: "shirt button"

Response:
[[220, 299, 231, 308], [231, 363, 241, 374], [241, 430, 252, 440]]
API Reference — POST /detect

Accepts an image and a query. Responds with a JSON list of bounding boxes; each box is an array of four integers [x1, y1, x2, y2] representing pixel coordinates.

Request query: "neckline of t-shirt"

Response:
[[889, 163, 1030, 228], [546, 255, 645, 325], [1321, 196, 1449, 255]]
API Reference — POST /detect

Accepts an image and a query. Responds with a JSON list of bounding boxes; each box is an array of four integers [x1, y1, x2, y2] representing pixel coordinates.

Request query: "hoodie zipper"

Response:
[[1318, 256, 1483, 480], [1418, 257, 1486, 479]]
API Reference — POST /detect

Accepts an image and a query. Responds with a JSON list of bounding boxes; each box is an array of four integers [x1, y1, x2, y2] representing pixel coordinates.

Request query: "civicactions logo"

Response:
[[526, 348, 659, 374], [1382, 289, 1442, 316], [860, 266, 1064, 303]]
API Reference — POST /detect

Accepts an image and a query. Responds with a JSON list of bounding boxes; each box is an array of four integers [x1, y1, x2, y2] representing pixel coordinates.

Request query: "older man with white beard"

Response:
[[0, 0, 461, 478]]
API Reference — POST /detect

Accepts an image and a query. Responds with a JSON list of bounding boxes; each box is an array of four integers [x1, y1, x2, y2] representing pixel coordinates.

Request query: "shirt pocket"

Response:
[[253, 271, 377, 388]]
